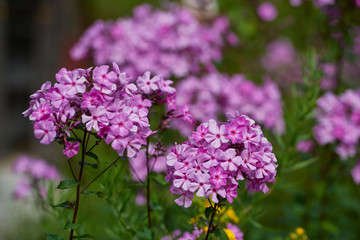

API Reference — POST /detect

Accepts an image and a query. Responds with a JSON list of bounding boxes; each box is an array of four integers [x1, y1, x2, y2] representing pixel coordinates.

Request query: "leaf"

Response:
[[149, 172, 167, 186], [212, 229, 230, 240], [67, 137, 80, 142], [284, 157, 318, 173], [57, 179, 79, 190], [78, 161, 99, 169], [73, 234, 95, 239], [74, 123, 85, 129], [82, 190, 107, 198], [52, 201, 74, 209], [86, 152, 99, 163], [205, 206, 214, 219], [199, 216, 209, 224], [45, 233, 64, 240], [64, 223, 79, 230]]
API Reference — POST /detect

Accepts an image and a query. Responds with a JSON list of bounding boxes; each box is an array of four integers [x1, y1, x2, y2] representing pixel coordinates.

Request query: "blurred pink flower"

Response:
[[257, 2, 277, 22]]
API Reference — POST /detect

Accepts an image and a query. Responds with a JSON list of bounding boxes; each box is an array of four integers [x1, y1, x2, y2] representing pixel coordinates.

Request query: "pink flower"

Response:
[[257, 2, 277, 22], [205, 119, 228, 148], [34, 120, 57, 145], [63, 142, 80, 158]]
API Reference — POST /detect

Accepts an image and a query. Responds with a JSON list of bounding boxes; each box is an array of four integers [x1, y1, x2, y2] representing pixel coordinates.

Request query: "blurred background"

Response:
[[1, 0, 360, 239]]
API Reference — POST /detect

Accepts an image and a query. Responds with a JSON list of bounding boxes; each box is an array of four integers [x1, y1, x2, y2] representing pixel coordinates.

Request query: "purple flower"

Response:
[[351, 160, 360, 184], [34, 120, 57, 145], [257, 2, 277, 22]]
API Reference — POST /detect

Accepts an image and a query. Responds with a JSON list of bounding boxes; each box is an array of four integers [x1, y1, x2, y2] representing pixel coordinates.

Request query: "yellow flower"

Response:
[[203, 226, 208, 233], [223, 228, 236, 240], [224, 207, 239, 223], [296, 227, 305, 235], [188, 217, 198, 225]]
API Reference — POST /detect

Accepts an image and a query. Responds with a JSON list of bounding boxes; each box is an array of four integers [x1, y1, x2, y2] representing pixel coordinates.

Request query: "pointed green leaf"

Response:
[[46, 233, 64, 240], [82, 190, 107, 198], [73, 234, 95, 239], [64, 223, 79, 230], [78, 161, 99, 169], [52, 201, 74, 209], [86, 152, 99, 163], [57, 179, 79, 189]]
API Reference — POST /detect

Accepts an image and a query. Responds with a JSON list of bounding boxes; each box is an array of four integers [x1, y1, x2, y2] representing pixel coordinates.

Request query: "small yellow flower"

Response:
[[203, 226, 208, 233], [223, 228, 236, 240], [289, 232, 297, 239], [224, 207, 239, 223], [296, 227, 305, 235], [188, 217, 198, 225]]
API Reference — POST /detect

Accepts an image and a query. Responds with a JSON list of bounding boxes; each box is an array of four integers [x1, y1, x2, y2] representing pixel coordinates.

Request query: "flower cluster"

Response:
[[173, 72, 284, 135], [70, 4, 237, 78], [166, 115, 278, 208], [12, 155, 60, 200], [23, 63, 190, 159], [314, 89, 360, 160]]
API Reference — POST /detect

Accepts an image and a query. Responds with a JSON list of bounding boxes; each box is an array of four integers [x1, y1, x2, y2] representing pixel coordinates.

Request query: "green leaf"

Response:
[[86, 152, 99, 163], [64, 223, 79, 230], [57, 179, 79, 190], [205, 206, 214, 219], [212, 229, 230, 240], [284, 157, 318, 173], [199, 216, 209, 224], [82, 190, 107, 198], [78, 161, 99, 169], [45, 233, 64, 240], [149, 172, 167, 186], [73, 234, 95, 239], [67, 137, 80, 142], [74, 123, 85, 129], [52, 201, 74, 209]]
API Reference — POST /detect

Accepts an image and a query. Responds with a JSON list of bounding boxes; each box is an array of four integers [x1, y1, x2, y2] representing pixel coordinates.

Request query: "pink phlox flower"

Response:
[[47, 84, 70, 109], [225, 184, 238, 203], [81, 90, 103, 109], [137, 71, 159, 94], [241, 126, 261, 148], [192, 123, 209, 142], [351, 160, 360, 184], [13, 155, 31, 174], [173, 170, 194, 191], [171, 185, 194, 208], [239, 149, 257, 173], [205, 119, 228, 148], [189, 172, 211, 197], [219, 148, 242, 171], [56, 103, 76, 123], [245, 180, 269, 194], [30, 81, 52, 100], [158, 78, 176, 94], [209, 166, 228, 188], [167, 143, 190, 167], [197, 147, 221, 169], [61, 71, 87, 95], [81, 106, 109, 132], [125, 136, 144, 158], [34, 120, 57, 145], [30, 102, 52, 121], [206, 186, 226, 203], [174, 155, 195, 173], [226, 121, 242, 144], [92, 65, 117, 94], [13, 179, 32, 200], [109, 112, 135, 137], [62, 141, 80, 158]]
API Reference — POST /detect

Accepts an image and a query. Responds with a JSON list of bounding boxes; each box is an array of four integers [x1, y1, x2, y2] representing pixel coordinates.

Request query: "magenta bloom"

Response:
[[166, 116, 278, 207], [257, 2, 277, 22], [63, 142, 80, 158], [34, 120, 57, 145], [351, 160, 360, 184]]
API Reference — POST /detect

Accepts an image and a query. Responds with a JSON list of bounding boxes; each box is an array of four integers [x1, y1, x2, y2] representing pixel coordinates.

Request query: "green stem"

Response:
[[146, 139, 152, 228], [69, 130, 88, 240], [205, 203, 218, 240]]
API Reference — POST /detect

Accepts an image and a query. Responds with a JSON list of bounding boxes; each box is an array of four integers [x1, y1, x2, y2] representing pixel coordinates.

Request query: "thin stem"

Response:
[[68, 159, 78, 183], [146, 139, 152, 228], [205, 203, 218, 240], [69, 130, 88, 240], [80, 156, 121, 194], [86, 139, 102, 154], [70, 130, 81, 142]]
